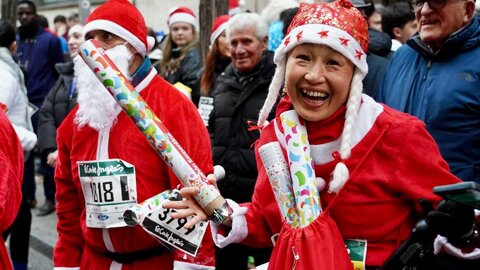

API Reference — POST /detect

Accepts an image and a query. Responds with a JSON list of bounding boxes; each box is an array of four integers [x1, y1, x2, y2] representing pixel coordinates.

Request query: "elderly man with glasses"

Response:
[[378, 0, 480, 184]]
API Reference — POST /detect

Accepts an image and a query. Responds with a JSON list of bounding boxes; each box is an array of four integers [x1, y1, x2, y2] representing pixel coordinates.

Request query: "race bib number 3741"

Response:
[[78, 159, 137, 228]]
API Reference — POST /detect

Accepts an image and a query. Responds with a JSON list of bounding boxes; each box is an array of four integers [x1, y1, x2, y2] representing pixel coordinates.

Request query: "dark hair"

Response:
[[36, 15, 49, 28], [280, 7, 299, 36], [18, 0, 37, 14], [381, 2, 415, 39], [200, 40, 220, 96], [54, 15, 67, 24], [0, 19, 16, 48]]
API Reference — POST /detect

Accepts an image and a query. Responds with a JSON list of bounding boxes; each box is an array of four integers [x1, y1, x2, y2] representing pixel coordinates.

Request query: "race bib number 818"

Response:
[[79, 159, 137, 228]]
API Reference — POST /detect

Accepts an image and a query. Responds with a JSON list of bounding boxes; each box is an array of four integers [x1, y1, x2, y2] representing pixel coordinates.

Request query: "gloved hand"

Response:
[[426, 200, 476, 248]]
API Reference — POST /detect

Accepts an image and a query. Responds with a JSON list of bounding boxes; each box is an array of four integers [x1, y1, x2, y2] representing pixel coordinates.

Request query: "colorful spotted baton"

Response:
[[78, 40, 231, 224]]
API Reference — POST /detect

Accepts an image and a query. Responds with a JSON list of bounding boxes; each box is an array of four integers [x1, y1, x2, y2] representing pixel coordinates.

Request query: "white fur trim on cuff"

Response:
[[84, 19, 147, 56], [210, 199, 248, 248], [54, 267, 80, 270], [433, 235, 480, 259], [173, 261, 215, 270]]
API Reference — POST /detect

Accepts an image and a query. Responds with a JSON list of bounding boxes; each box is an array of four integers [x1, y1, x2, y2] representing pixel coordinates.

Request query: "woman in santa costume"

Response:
[[165, 1, 479, 269], [53, 0, 215, 269]]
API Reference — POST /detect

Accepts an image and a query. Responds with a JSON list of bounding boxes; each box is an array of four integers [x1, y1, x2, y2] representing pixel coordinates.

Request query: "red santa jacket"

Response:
[[53, 69, 215, 269], [0, 111, 23, 270], [241, 95, 461, 268]]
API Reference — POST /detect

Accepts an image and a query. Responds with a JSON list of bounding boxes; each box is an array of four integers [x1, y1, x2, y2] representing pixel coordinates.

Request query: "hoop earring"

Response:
[[281, 86, 288, 98]]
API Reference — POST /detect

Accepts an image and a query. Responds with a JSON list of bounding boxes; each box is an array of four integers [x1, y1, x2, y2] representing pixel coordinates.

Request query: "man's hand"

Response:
[[47, 150, 58, 168]]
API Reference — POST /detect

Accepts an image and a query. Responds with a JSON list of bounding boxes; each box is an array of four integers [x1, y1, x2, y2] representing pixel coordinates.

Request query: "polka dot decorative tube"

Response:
[[259, 142, 300, 227], [79, 40, 231, 225], [280, 110, 322, 227]]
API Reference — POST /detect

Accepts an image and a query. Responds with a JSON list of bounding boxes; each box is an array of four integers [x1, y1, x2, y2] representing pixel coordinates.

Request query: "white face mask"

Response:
[[75, 44, 133, 131]]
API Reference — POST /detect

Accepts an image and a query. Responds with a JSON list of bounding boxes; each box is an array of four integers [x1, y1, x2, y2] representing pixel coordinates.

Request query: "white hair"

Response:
[[226, 12, 269, 42]]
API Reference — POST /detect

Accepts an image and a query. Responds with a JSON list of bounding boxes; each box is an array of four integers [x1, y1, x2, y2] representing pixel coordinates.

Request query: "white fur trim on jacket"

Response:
[[210, 199, 248, 248]]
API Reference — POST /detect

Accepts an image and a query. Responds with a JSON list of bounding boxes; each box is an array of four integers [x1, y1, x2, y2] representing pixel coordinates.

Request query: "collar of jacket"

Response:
[[407, 16, 480, 60], [131, 57, 152, 87]]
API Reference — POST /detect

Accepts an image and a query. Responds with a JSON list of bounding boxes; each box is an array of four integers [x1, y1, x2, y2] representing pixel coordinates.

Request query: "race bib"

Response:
[[141, 190, 208, 257], [78, 159, 137, 228], [345, 239, 367, 270], [198, 96, 214, 126]]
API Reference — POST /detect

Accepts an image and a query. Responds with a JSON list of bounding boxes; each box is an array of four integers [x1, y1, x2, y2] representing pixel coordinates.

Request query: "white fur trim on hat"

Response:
[[274, 24, 368, 76], [168, 13, 198, 29], [210, 23, 228, 47], [84, 19, 147, 56]]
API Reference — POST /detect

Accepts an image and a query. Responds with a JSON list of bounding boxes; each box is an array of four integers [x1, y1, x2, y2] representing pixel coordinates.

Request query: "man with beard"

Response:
[[53, 0, 215, 269], [15, 0, 63, 226]]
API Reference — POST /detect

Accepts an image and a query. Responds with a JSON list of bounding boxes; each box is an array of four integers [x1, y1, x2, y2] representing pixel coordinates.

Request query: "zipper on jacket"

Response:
[[423, 60, 433, 80], [291, 246, 300, 270]]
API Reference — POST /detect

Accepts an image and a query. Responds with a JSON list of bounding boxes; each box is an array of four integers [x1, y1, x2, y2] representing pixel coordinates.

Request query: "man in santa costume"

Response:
[[0, 110, 23, 270], [53, 0, 215, 269]]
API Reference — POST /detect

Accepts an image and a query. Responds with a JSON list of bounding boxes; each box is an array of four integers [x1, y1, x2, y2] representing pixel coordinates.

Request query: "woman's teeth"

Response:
[[301, 89, 328, 99]]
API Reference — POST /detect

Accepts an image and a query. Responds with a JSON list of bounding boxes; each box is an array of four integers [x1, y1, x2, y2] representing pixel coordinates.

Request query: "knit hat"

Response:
[[258, 0, 369, 193], [210, 15, 232, 46], [83, 0, 154, 57], [167, 7, 198, 30]]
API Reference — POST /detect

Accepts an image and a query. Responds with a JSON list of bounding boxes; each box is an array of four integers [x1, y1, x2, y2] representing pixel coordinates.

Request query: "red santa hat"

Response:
[[167, 6, 198, 30], [258, 0, 369, 193], [210, 15, 232, 46], [83, 0, 155, 57], [228, 0, 242, 15]]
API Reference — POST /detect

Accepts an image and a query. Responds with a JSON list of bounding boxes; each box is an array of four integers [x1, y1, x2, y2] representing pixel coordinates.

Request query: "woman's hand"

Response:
[[163, 174, 219, 229]]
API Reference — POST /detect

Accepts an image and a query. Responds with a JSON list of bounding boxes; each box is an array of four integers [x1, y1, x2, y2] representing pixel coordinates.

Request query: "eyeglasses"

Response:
[[411, 0, 462, 11]]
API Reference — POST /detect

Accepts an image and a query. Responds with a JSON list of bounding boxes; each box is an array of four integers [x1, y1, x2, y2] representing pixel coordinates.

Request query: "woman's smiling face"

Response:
[[285, 43, 355, 122]]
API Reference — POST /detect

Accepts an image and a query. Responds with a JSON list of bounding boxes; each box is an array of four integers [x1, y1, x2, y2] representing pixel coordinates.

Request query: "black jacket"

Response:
[[161, 47, 202, 106], [211, 51, 276, 203], [37, 62, 77, 157]]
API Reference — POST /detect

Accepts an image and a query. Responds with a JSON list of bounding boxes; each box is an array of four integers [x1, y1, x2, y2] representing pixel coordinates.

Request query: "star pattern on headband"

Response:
[[318, 30, 329, 38], [296, 30, 303, 41], [355, 49, 364, 60], [339, 37, 349, 47]]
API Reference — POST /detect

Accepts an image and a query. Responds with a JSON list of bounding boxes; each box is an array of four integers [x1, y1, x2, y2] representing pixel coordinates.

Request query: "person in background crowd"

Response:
[[37, 24, 85, 217], [157, 6, 202, 106], [53, 0, 215, 269], [147, 27, 163, 67], [368, 2, 385, 31], [15, 0, 64, 211], [378, 0, 480, 184], [0, 110, 24, 270], [208, 12, 275, 270], [67, 12, 80, 28], [53, 14, 71, 59], [348, 0, 391, 98], [382, 2, 417, 52], [166, 2, 476, 269], [197, 15, 232, 125], [54, 15, 69, 41], [0, 18, 37, 270], [260, 0, 299, 51]]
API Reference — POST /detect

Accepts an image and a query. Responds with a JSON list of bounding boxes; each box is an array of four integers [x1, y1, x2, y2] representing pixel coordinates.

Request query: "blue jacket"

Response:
[[377, 16, 480, 182], [15, 27, 64, 108]]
